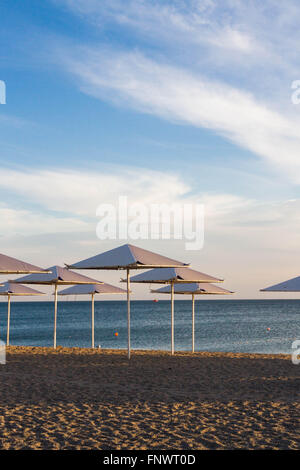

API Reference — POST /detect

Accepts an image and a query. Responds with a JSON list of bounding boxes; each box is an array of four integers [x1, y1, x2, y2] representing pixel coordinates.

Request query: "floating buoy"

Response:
[[114, 332, 119, 337]]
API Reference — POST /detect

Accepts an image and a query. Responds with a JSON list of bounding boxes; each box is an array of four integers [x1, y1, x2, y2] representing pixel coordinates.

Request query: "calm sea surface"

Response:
[[0, 299, 299, 354]]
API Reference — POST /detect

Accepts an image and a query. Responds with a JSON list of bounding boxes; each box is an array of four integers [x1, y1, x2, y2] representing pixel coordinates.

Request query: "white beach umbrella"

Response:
[[0, 253, 48, 274], [58, 283, 127, 348], [66, 244, 189, 359], [129, 267, 223, 354], [151, 282, 233, 352], [261, 276, 300, 292], [0, 281, 44, 345], [13, 266, 103, 348]]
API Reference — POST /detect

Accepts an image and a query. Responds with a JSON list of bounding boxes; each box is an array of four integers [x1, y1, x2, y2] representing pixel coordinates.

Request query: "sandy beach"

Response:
[[0, 346, 299, 450]]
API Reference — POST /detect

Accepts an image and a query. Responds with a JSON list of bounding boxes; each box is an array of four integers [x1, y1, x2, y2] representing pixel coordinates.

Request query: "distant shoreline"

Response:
[[2, 297, 300, 302], [4, 345, 292, 359]]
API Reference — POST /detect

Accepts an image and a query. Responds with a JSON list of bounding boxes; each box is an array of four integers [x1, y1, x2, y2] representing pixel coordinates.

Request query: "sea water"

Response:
[[0, 299, 299, 354]]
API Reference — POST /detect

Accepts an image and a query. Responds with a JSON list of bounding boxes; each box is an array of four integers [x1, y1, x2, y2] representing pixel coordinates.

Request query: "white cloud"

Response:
[[49, 0, 300, 183], [0, 166, 257, 241], [57, 0, 300, 74], [0, 113, 33, 128], [64, 49, 300, 182], [1, 165, 299, 240], [57, 0, 260, 54], [0, 166, 189, 217], [0, 204, 89, 237]]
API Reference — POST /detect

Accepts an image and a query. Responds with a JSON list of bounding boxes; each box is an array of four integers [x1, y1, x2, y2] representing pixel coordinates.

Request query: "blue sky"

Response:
[[1, 0, 300, 298]]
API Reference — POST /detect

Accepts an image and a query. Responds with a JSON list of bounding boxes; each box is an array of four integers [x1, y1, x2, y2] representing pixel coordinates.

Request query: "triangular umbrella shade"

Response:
[[261, 276, 300, 292], [0, 253, 48, 274], [152, 282, 233, 294], [66, 244, 189, 359], [66, 244, 189, 270], [0, 282, 44, 345], [14, 266, 103, 285], [152, 283, 234, 352], [129, 267, 223, 284], [58, 283, 127, 348], [129, 268, 223, 355], [13, 266, 103, 348]]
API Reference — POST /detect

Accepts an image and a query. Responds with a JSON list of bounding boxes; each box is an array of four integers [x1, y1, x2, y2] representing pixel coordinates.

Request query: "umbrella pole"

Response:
[[54, 284, 58, 349], [127, 268, 131, 360], [192, 293, 195, 353], [91, 293, 95, 349], [7, 294, 11, 346], [171, 281, 174, 355]]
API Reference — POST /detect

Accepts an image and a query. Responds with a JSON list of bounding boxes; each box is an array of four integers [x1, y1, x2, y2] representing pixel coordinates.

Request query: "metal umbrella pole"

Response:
[[171, 281, 175, 355], [6, 294, 11, 346], [127, 268, 131, 360], [54, 284, 58, 349], [91, 292, 95, 349], [192, 293, 195, 353]]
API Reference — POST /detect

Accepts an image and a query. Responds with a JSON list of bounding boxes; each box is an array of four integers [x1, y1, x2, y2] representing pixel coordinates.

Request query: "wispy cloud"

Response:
[[0, 204, 88, 237], [57, 0, 300, 76], [57, 0, 262, 55], [0, 165, 256, 239], [63, 48, 300, 182], [0, 113, 34, 128], [0, 165, 299, 237], [49, 0, 300, 182], [0, 166, 189, 217]]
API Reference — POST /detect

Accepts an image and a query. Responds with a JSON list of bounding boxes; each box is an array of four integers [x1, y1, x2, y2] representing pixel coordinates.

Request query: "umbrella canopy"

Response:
[[0, 253, 48, 274], [14, 265, 104, 285], [152, 282, 233, 352], [0, 281, 44, 296], [129, 268, 223, 355], [129, 267, 223, 284], [13, 266, 103, 348], [152, 282, 232, 294], [58, 282, 127, 348], [66, 244, 189, 359], [261, 276, 300, 292], [0, 282, 44, 346], [58, 283, 127, 296], [66, 243, 189, 270]]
